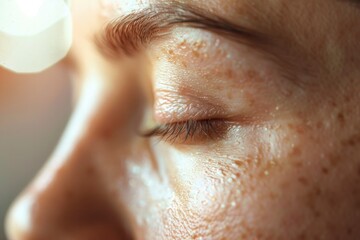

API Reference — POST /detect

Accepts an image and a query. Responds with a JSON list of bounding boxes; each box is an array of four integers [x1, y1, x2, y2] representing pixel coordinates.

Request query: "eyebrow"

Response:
[[95, 1, 316, 85], [95, 1, 268, 57]]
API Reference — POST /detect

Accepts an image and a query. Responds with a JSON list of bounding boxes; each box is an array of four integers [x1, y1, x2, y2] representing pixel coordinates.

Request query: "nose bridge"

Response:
[[6, 70, 140, 240]]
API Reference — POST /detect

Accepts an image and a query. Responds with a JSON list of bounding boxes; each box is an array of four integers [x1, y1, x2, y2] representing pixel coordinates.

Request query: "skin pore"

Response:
[[5, 0, 360, 239]]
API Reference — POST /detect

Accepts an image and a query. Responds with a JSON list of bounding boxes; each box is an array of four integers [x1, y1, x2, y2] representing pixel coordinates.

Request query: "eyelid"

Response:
[[153, 87, 227, 123]]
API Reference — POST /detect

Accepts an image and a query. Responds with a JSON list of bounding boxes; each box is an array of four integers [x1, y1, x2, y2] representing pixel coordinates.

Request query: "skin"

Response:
[[5, 0, 360, 239]]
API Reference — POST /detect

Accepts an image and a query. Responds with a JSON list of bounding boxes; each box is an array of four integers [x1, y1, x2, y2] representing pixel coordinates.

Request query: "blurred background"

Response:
[[0, 64, 72, 239]]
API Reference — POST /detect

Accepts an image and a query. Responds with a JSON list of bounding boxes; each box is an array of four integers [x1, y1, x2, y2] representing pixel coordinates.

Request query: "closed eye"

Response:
[[141, 119, 228, 144]]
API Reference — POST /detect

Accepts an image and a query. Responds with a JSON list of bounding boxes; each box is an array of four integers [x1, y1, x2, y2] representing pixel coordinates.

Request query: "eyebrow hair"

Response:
[[95, 1, 317, 86], [95, 1, 268, 57]]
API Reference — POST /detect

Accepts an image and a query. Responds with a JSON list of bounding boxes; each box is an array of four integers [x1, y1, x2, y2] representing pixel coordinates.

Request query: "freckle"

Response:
[[181, 60, 187, 67], [192, 50, 200, 58], [316, 121, 323, 129], [345, 95, 351, 103], [314, 210, 322, 218], [244, 92, 256, 107], [298, 177, 309, 186], [192, 233, 201, 240], [269, 191, 277, 199], [329, 101, 337, 108], [292, 161, 303, 168], [342, 133, 360, 147], [234, 160, 245, 168], [179, 39, 187, 49], [321, 167, 329, 175], [193, 40, 207, 50], [167, 49, 174, 55], [329, 156, 340, 167], [337, 112, 345, 126], [85, 165, 95, 176], [225, 68, 234, 78], [291, 146, 302, 156], [299, 232, 307, 240], [247, 69, 256, 78], [288, 123, 306, 134]]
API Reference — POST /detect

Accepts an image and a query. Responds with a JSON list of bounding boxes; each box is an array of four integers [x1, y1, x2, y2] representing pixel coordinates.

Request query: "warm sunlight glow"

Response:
[[16, 0, 45, 17], [0, 0, 72, 73]]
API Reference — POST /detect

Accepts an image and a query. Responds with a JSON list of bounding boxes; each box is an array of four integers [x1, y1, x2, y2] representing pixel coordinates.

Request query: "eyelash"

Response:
[[143, 119, 226, 143]]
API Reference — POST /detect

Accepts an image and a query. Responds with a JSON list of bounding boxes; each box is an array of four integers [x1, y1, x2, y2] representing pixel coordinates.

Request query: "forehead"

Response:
[[83, 0, 356, 33], [98, 0, 272, 18], [70, 0, 360, 61], [80, 0, 360, 20], [78, 0, 358, 29]]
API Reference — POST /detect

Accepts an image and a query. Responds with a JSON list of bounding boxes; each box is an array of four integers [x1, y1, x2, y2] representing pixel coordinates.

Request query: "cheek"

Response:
[[161, 159, 246, 239], [124, 145, 253, 238], [241, 122, 360, 238], [162, 124, 360, 238], [115, 114, 360, 239]]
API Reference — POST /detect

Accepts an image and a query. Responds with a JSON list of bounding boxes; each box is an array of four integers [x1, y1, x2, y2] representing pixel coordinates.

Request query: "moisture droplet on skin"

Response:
[[231, 163, 238, 168], [216, 169, 225, 176]]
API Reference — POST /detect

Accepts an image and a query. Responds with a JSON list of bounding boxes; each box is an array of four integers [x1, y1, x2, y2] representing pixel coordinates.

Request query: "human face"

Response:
[[5, 0, 360, 239]]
